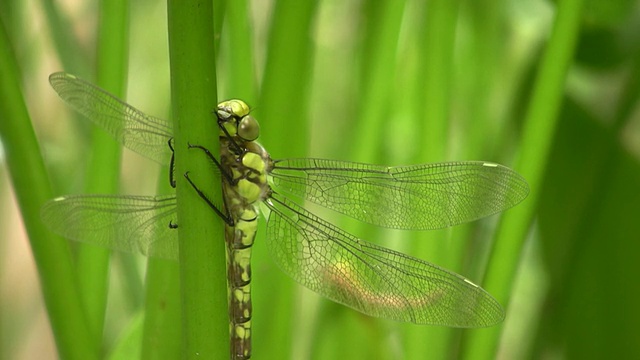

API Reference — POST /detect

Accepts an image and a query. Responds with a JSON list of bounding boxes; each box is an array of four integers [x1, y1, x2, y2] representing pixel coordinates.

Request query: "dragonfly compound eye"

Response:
[[238, 115, 260, 141]]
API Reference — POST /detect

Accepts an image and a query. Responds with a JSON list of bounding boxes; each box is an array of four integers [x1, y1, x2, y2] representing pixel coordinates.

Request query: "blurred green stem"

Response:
[[462, 0, 585, 358], [352, 0, 406, 162], [254, 1, 318, 358], [40, 0, 90, 76], [0, 19, 98, 360], [74, 0, 130, 342], [407, 1, 459, 359], [141, 166, 181, 359]]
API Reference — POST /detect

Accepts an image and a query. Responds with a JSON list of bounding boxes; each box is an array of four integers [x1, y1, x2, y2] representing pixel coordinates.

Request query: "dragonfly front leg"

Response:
[[187, 143, 236, 185], [183, 171, 234, 226], [168, 138, 177, 188]]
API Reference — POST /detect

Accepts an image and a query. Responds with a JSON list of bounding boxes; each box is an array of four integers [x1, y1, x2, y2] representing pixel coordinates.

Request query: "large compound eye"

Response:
[[237, 115, 260, 141]]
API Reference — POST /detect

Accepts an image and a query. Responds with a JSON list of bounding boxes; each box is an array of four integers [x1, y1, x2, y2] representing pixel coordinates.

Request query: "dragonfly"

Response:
[[42, 72, 529, 360]]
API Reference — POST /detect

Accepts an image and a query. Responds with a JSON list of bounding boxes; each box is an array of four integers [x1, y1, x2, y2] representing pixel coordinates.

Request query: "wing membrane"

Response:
[[41, 194, 178, 259], [270, 159, 529, 230], [49, 72, 173, 164], [264, 193, 504, 327]]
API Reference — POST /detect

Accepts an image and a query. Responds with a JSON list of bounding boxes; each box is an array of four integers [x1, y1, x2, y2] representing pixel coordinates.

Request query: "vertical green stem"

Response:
[[167, 1, 227, 358], [141, 259, 182, 359], [462, 0, 584, 358], [40, 0, 91, 76], [141, 158, 181, 360], [419, 0, 457, 163], [0, 19, 98, 360], [224, 0, 257, 104], [253, 1, 317, 358], [461, 0, 504, 159], [352, 0, 406, 162], [75, 0, 130, 341], [406, 2, 459, 359]]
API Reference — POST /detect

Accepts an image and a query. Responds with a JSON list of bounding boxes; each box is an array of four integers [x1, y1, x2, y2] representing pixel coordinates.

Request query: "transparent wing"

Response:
[[41, 194, 178, 259], [270, 159, 529, 230], [264, 193, 504, 327], [49, 72, 173, 164]]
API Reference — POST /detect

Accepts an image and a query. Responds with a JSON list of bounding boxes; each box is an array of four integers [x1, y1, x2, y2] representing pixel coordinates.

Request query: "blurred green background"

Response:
[[1, 0, 639, 359]]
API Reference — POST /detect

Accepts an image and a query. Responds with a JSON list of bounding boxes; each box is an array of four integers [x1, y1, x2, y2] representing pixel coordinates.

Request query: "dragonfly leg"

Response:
[[183, 171, 234, 226], [187, 143, 236, 185], [187, 143, 263, 189], [168, 138, 176, 188], [217, 118, 244, 155]]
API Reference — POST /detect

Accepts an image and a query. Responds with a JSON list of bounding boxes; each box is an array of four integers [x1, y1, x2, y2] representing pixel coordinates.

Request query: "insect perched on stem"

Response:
[[42, 72, 529, 360]]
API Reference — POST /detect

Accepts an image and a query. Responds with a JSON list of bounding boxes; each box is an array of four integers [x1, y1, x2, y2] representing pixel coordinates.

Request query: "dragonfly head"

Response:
[[217, 99, 260, 141]]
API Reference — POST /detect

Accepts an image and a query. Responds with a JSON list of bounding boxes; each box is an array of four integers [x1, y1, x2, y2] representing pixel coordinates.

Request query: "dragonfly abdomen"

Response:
[[225, 219, 256, 360], [223, 169, 263, 360]]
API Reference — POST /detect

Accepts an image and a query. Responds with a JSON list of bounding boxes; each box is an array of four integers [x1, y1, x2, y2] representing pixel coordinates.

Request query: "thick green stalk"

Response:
[[461, 0, 585, 358], [167, 1, 227, 358], [0, 20, 97, 360]]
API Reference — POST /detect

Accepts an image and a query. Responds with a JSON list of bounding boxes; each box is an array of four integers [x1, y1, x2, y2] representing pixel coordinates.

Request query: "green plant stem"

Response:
[[40, 0, 90, 76], [141, 167, 181, 360], [406, 2, 459, 359], [253, 1, 317, 358], [74, 0, 130, 342], [0, 20, 97, 360], [462, 0, 504, 159], [107, 311, 144, 360], [224, 0, 257, 103], [167, 1, 227, 358], [461, 0, 585, 358], [419, 0, 457, 163], [352, 0, 406, 162], [141, 259, 181, 359], [258, 0, 317, 150], [320, 2, 405, 358]]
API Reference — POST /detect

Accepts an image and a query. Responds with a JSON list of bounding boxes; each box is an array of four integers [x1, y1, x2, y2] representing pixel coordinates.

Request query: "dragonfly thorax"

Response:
[[218, 101, 271, 212]]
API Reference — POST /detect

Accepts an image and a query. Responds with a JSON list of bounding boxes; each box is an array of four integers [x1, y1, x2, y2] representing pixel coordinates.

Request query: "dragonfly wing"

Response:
[[41, 194, 178, 259], [49, 72, 173, 165], [264, 193, 504, 327], [270, 159, 529, 230]]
